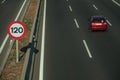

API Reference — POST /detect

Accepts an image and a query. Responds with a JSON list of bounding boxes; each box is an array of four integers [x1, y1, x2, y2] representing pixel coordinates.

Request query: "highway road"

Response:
[[0, 0, 24, 45], [0, 0, 25, 75], [31, 0, 120, 80]]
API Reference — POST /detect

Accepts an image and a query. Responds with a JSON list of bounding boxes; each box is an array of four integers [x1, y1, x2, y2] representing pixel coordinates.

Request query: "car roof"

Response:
[[90, 15, 106, 22], [91, 15, 105, 19]]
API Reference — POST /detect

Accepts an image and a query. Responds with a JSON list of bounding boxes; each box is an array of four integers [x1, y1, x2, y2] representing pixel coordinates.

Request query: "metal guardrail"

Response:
[[20, 0, 42, 79], [0, 0, 31, 76]]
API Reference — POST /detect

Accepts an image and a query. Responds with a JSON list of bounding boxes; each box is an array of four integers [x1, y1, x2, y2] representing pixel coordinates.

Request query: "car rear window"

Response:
[[92, 17, 106, 22]]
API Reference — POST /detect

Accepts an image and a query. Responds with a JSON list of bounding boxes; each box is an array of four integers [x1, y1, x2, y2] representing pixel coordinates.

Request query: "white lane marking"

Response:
[[83, 40, 92, 58], [39, 0, 47, 80], [106, 20, 112, 26], [66, 0, 68, 2], [112, 0, 120, 7], [1, 0, 6, 4], [0, 0, 27, 54], [93, 4, 98, 10], [74, 18, 80, 28], [15, 0, 27, 21], [69, 5, 72, 12]]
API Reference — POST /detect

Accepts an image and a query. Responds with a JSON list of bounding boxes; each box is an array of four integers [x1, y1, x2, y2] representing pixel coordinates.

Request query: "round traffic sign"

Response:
[[7, 21, 26, 40]]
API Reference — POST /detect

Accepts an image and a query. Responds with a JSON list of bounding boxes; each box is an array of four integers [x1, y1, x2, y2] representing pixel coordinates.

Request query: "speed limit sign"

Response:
[[7, 21, 26, 40]]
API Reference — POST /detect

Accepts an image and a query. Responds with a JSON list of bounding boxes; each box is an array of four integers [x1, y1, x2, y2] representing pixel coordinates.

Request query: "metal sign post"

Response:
[[7, 21, 26, 63], [16, 40, 19, 63]]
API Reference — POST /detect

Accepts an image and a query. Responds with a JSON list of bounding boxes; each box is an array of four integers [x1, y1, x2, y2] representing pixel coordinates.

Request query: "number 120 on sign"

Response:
[[11, 27, 23, 33]]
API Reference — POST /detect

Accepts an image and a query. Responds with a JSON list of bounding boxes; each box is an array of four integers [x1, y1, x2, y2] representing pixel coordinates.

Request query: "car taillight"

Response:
[[91, 23, 96, 26], [92, 23, 102, 26], [103, 22, 107, 25]]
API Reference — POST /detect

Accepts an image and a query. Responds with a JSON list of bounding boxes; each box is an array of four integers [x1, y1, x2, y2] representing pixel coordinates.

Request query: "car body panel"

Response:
[[90, 16, 108, 31]]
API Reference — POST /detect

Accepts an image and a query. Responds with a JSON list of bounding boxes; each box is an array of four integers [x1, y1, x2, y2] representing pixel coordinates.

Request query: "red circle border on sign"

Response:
[[7, 21, 27, 40]]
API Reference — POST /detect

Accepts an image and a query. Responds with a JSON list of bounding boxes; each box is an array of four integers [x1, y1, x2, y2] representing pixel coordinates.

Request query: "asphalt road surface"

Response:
[[32, 0, 120, 80]]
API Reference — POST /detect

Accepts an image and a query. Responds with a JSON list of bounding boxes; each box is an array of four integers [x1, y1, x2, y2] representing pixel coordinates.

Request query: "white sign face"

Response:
[[7, 21, 26, 40], [10, 23, 24, 37]]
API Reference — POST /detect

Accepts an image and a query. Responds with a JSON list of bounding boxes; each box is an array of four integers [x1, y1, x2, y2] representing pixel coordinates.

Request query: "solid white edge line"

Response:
[[15, 0, 27, 21], [83, 40, 92, 58], [74, 18, 79, 28], [112, 0, 120, 7], [93, 4, 98, 10], [106, 20, 112, 26], [0, 0, 27, 54], [69, 5, 72, 12], [39, 0, 47, 80]]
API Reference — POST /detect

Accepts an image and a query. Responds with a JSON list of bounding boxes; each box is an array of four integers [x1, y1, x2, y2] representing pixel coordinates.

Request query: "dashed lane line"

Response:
[[83, 40, 92, 58], [74, 18, 80, 28], [93, 4, 98, 10], [112, 0, 120, 7], [69, 5, 72, 12], [1, 0, 6, 4], [106, 20, 112, 26]]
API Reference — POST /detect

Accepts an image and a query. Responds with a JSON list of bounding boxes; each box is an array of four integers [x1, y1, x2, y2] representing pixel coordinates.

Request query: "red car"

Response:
[[89, 16, 108, 31]]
